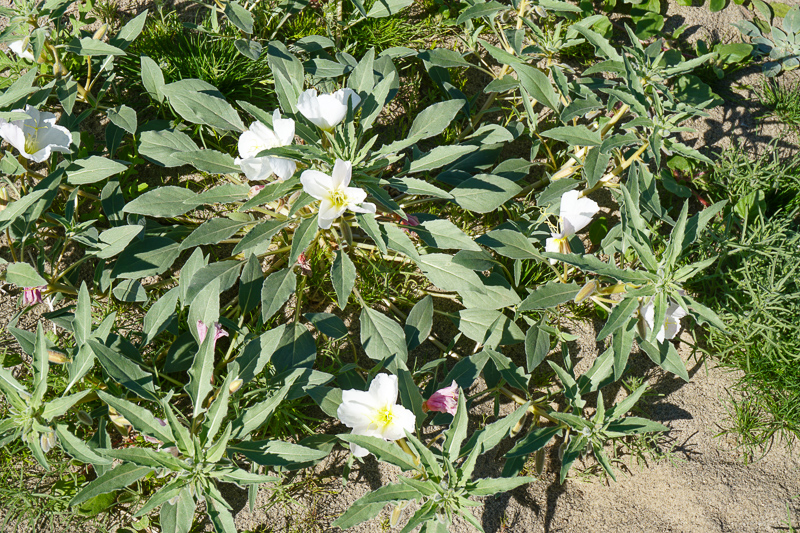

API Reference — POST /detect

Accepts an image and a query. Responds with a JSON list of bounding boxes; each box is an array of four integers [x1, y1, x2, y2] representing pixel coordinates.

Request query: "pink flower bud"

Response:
[[296, 252, 311, 276], [196, 320, 228, 344], [400, 215, 420, 227], [422, 381, 459, 416], [248, 184, 265, 198], [22, 286, 44, 306]]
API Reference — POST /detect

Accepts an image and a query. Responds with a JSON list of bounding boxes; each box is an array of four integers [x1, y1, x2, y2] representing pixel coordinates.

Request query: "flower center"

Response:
[[24, 132, 39, 155], [328, 189, 348, 209], [374, 406, 395, 427]]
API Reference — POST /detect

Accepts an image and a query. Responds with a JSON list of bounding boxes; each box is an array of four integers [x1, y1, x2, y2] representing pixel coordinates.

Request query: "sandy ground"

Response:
[[1, 0, 799, 532]]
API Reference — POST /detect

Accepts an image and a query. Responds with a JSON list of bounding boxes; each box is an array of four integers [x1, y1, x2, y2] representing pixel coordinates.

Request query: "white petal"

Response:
[[379, 405, 416, 441], [349, 201, 375, 215], [300, 170, 332, 199], [0, 121, 26, 155], [269, 157, 296, 181], [640, 299, 655, 334], [343, 185, 366, 204], [238, 156, 273, 181], [318, 198, 345, 224], [333, 88, 362, 109], [239, 130, 266, 159], [369, 374, 398, 407], [559, 190, 599, 236], [297, 89, 328, 129], [350, 442, 370, 457], [272, 110, 295, 146], [36, 124, 72, 151], [317, 214, 335, 229], [338, 390, 375, 428], [314, 93, 348, 130], [331, 160, 352, 189]]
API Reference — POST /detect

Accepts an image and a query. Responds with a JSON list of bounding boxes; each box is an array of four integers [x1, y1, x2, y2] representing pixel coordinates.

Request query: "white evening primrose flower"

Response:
[[235, 109, 297, 181], [300, 159, 376, 229], [639, 298, 688, 343], [9, 37, 35, 62], [545, 190, 600, 264], [297, 88, 361, 131], [337, 373, 416, 458], [0, 105, 71, 163]]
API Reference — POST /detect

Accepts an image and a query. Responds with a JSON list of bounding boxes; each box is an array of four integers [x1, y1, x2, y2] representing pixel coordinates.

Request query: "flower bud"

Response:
[[92, 24, 108, 40], [22, 286, 45, 306], [229, 378, 243, 394], [510, 412, 527, 438], [421, 381, 458, 416], [574, 280, 597, 303], [48, 350, 71, 364], [76, 410, 93, 426], [40, 429, 56, 453], [534, 448, 545, 475], [296, 253, 311, 276]]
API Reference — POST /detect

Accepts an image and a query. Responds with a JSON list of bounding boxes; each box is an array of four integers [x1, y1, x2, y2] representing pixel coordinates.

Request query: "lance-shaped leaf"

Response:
[[185, 331, 217, 419], [261, 267, 297, 321], [332, 483, 423, 529], [232, 371, 301, 439], [70, 463, 152, 506], [97, 390, 174, 444], [404, 295, 433, 351], [331, 250, 356, 310], [337, 434, 418, 471], [89, 339, 157, 401], [360, 307, 408, 366]]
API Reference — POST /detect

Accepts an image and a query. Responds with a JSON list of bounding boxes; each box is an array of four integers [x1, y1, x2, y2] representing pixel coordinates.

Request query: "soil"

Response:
[[1, 0, 799, 532]]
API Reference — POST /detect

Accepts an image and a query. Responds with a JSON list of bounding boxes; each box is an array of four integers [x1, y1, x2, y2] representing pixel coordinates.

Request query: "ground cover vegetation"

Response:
[[0, 0, 797, 530]]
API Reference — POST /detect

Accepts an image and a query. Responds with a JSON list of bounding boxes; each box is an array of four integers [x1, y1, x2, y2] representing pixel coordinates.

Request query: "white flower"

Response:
[[235, 109, 296, 181], [9, 38, 35, 62], [545, 190, 599, 264], [0, 105, 71, 163], [300, 159, 376, 229], [297, 88, 361, 131], [640, 298, 688, 343], [337, 373, 416, 458]]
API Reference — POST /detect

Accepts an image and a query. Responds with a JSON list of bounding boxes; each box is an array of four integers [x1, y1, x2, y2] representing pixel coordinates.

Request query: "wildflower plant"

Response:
[[0, 0, 733, 531]]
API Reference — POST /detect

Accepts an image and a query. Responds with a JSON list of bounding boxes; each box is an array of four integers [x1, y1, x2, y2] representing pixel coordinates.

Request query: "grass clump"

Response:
[[756, 78, 800, 131]]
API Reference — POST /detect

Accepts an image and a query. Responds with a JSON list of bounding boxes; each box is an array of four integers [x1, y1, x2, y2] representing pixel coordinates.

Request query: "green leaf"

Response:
[[73, 282, 91, 347], [109, 9, 147, 49], [331, 250, 356, 310], [208, 498, 237, 533], [66, 37, 126, 56], [456, 309, 525, 347], [97, 390, 175, 444], [271, 323, 316, 373], [337, 434, 418, 470], [41, 389, 94, 420], [386, 178, 452, 199], [138, 129, 198, 168], [224, 1, 253, 33], [56, 425, 112, 465], [542, 125, 602, 147], [409, 145, 478, 173], [70, 463, 152, 506], [267, 41, 304, 114], [597, 297, 639, 341], [305, 313, 348, 339], [88, 339, 157, 401], [107, 105, 137, 135], [570, 25, 622, 61], [143, 287, 180, 345], [306, 386, 342, 418], [6, 262, 46, 287], [360, 307, 408, 366], [185, 333, 217, 419], [486, 349, 530, 391], [159, 488, 194, 533], [66, 156, 128, 185], [181, 219, 249, 251], [140, 56, 165, 103], [94, 225, 142, 260], [229, 438, 328, 467], [111, 237, 181, 280], [412, 220, 480, 251], [476, 229, 539, 259], [443, 389, 468, 458], [525, 323, 550, 372], [397, 368, 425, 428], [468, 476, 537, 496], [605, 416, 669, 436], [289, 215, 318, 266], [368, 0, 414, 16], [163, 81, 245, 131], [124, 186, 198, 217], [639, 340, 689, 382], [100, 447, 186, 471], [457, 0, 507, 22], [416, 253, 486, 293], [452, 174, 522, 213], [238, 254, 263, 316], [514, 63, 560, 111], [332, 483, 422, 529], [261, 267, 297, 321], [519, 282, 579, 311], [172, 150, 240, 175], [441, 349, 490, 390], [234, 38, 262, 60], [404, 295, 433, 351], [185, 260, 244, 305]]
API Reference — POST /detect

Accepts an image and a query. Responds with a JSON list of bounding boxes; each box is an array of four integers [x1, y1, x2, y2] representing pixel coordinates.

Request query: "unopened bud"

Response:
[[534, 448, 545, 475], [510, 412, 528, 438], [76, 410, 93, 426], [92, 24, 108, 40], [48, 350, 71, 364], [229, 378, 243, 394], [340, 220, 353, 248], [390, 504, 402, 528], [574, 280, 597, 303]]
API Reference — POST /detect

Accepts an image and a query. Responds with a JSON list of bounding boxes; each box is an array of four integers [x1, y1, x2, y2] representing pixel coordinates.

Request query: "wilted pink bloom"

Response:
[[400, 215, 420, 227], [296, 252, 311, 276], [196, 320, 228, 344], [248, 184, 265, 198], [22, 286, 44, 306], [422, 381, 459, 415]]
